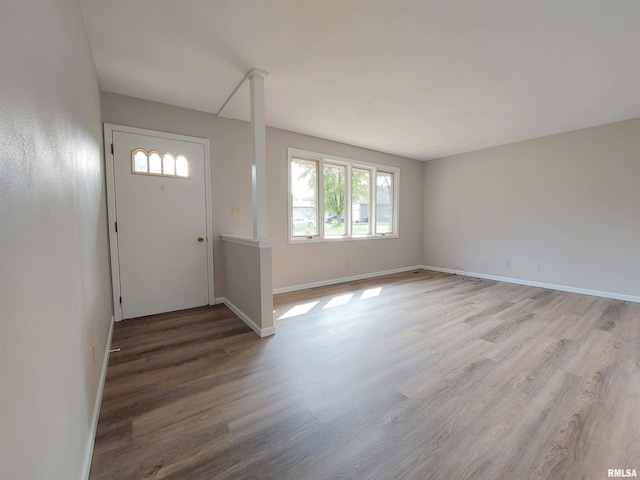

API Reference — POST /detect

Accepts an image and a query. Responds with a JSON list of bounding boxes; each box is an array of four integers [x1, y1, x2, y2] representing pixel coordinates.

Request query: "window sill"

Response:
[[288, 234, 399, 245]]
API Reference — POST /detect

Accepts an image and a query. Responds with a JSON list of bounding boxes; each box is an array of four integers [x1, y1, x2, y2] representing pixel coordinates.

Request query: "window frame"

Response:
[[288, 147, 399, 244], [131, 148, 191, 179]]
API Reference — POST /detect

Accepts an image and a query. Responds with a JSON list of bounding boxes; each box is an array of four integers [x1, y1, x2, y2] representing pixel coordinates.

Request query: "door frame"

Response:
[[104, 123, 215, 321]]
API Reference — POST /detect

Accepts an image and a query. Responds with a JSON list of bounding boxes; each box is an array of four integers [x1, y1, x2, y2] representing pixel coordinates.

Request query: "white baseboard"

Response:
[[213, 297, 225, 305], [82, 315, 115, 480], [422, 265, 640, 303], [273, 265, 425, 295], [222, 298, 276, 337]]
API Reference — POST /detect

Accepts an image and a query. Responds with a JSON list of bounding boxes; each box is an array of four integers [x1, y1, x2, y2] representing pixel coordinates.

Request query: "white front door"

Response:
[[107, 126, 212, 320]]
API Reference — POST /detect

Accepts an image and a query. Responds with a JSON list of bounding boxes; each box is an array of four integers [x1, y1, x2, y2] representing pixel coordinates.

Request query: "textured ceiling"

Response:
[[81, 0, 640, 160]]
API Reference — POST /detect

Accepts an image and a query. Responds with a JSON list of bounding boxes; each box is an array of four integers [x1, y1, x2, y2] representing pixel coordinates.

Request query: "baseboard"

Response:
[[421, 265, 456, 275], [273, 265, 425, 295], [82, 315, 115, 480], [213, 297, 225, 305], [422, 265, 640, 303], [222, 298, 276, 337]]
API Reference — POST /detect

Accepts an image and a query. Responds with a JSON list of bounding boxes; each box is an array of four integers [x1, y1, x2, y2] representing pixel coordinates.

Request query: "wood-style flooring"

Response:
[[89, 270, 640, 479]]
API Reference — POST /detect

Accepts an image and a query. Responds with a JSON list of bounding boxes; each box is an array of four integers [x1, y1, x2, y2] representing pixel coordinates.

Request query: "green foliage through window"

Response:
[[289, 150, 398, 240]]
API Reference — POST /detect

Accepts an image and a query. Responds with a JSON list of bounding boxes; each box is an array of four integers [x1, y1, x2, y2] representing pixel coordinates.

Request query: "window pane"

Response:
[[176, 155, 189, 177], [323, 163, 346, 236], [163, 154, 175, 175], [133, 151, 148, 173], [291, 158, 318, 237], [376, 171, 393, 234], [149, 152, 162, 174], [352, 168, 370, 235]]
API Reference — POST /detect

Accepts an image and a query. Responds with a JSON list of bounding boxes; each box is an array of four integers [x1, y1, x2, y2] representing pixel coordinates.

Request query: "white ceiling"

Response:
[[80, 0, 640, 161]]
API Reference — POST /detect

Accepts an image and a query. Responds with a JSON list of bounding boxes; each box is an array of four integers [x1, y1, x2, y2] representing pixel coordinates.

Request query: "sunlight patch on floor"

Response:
[[323, 293, 354, 309], [278, 301, 320, 320], [276, 286, 384, 321], [360, 287, 382, 300]]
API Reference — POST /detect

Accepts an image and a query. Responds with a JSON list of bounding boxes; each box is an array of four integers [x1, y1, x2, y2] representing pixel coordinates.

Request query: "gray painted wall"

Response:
[[101, 92, 640, 299], [101, 92, 425, 294], [0, 1, 113, 479], [423, 118, 640, 297]]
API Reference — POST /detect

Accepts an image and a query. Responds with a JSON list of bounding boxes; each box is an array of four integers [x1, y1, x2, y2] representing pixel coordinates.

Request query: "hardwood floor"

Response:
[[89, 270, 640, 480]]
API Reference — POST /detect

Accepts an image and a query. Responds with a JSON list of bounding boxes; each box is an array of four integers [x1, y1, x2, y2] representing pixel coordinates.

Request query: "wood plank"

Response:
[[89, 271, 640, 480]]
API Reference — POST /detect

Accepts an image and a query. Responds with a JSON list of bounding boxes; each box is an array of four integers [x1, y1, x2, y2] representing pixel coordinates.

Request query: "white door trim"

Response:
[[104, 123, 214, 321]]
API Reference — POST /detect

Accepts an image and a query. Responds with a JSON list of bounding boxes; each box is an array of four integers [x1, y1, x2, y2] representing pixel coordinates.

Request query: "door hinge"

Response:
[[119, 296, 122, 305], [114, 221, 118, 233], [111, 143, 114, 154]]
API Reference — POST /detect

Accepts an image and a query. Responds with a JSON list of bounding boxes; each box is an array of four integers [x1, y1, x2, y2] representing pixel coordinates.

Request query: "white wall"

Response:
[[0, 1, 113, 479], [423, 118, 640, 298], [100, 92, 425, 293]]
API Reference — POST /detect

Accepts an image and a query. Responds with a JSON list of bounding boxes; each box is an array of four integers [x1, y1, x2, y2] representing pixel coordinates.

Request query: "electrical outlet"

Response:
[[534, 262, 540, 271], [480, 257, 486, 264], [345, 259, 351, 268], [231, 204, 241, 215], [505, 260, 511, 267], [91, 345, 95, 367]]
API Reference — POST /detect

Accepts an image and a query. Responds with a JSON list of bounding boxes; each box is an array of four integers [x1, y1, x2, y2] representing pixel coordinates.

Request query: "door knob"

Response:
[[197, 237, 204, 243]]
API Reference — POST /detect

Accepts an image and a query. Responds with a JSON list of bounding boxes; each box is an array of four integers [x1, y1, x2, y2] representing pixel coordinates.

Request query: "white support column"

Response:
[[248, 69, 269, 239]]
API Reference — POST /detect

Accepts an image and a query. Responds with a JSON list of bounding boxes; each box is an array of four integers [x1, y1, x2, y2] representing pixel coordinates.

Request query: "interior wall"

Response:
[[0, 1, 113, 479], [221, 238, 274, 335], [268, 128, 424, 289], [100, 92, 425, 293], [423, 117, 640, 298]]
